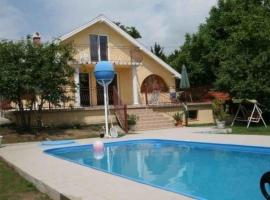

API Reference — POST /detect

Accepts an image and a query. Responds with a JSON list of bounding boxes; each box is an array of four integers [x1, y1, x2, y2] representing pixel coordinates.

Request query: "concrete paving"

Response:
[[1, 127, 270, 200]]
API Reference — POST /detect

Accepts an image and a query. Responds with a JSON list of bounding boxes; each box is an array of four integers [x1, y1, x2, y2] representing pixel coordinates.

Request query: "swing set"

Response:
[[231, 99, 267, 128]]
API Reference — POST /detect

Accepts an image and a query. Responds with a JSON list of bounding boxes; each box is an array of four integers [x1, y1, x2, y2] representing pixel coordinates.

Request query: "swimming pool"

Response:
[[45, 139, 270, 200]]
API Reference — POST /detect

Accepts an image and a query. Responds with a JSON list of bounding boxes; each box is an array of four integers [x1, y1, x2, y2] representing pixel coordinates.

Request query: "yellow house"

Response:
[[54, 14, 214, 130], [60, 14, 181, 108], [6, 14, 214, 130]]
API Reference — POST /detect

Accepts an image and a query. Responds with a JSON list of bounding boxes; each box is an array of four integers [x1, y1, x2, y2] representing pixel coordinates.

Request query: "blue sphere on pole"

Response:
[[94, 61, 115, 84]]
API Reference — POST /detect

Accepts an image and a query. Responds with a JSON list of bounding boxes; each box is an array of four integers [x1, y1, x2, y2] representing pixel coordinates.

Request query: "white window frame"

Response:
[[90, 34, 110, 62]]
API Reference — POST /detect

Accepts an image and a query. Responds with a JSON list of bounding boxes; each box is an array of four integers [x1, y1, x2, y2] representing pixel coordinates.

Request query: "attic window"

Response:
[[90, 34, 108, 62]]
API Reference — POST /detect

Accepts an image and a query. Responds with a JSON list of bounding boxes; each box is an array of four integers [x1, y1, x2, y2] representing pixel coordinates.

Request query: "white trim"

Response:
[[89, 34, 109, 62], [60, 14, 181, 79], [74, 67, 81, 107], [88, 72, 92, 106], [132, 65, 139, 105]]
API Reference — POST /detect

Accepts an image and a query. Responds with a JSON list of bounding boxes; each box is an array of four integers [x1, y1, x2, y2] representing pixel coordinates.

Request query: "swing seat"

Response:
[[231, 99, 267, 128]]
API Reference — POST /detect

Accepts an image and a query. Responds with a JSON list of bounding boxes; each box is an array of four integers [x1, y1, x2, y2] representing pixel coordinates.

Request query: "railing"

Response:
[[72, 44, 143, 65], [113, 86, 128, 133], [143, 86, 211, 105]]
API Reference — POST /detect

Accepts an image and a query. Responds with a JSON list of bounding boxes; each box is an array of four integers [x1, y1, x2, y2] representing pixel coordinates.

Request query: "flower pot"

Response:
[[129, 125, 136, 131], [216, 120, 225, 129], [175, 120, 183, 127]]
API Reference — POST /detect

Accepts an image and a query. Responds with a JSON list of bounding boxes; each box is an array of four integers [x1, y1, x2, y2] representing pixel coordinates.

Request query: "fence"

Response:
[[72, 44, 143, 65]]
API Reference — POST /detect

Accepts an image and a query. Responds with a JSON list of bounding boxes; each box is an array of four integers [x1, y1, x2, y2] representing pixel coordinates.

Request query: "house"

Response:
[[6, 15, 214, 130], [60, 14, 181, 107]]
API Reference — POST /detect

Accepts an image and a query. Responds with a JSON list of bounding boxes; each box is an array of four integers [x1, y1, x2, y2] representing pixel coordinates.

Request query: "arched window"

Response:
[[141, 74, 169, 93]]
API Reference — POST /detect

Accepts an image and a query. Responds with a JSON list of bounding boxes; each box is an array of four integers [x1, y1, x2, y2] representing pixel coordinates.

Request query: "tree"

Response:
[[0, 38, 75, 130], [169, 0, 270, 106], [151, 42, 167, 62], [114, 22, 142, 39]]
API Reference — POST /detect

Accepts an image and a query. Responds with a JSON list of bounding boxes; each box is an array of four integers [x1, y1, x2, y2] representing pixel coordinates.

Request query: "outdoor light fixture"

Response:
[[94, 61, 115, 138]]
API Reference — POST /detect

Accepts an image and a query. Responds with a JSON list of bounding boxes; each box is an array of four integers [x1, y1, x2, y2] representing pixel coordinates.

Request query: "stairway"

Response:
[[128, 108, 175, 131]]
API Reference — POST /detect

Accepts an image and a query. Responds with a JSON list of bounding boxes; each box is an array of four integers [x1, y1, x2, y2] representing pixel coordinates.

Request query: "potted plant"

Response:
[[173, 112, 184, 126], [212, 99, 229, 129], [127, 114, 138, 131]]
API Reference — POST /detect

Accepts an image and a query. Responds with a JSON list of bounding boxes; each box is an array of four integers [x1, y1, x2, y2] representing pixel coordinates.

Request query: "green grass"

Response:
[[230, 125, 270, 135], [0, 159, 51, 200], [187, 123, 270, 136]]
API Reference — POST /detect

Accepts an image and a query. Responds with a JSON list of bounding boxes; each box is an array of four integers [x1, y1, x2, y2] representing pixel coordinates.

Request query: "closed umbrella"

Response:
[[180, 65, 190, 89], [179, 65, 191, 126]]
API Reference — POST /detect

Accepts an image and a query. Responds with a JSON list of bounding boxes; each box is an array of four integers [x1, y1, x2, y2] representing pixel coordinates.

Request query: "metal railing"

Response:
[[143, 86, 211, 105], [113, 86, 128, 133], [72, 44, 143, 65]]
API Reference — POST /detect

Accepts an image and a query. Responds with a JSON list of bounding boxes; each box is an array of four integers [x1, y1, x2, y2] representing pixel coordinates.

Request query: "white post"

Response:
[[103, 83, 109, 137], [74, 66, 80, 107], [132, 65, 139, 105]]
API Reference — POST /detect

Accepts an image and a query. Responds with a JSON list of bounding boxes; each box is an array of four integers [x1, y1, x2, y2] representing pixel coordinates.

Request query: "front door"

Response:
[[79, 73, 90, 106], [96, 74, 118, 105]]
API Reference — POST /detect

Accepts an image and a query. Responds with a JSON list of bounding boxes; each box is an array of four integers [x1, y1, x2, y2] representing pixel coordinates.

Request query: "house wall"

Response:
[[6, 109, 117, 126], [6, 103, 214, 127], [152, 103, 214, 125]]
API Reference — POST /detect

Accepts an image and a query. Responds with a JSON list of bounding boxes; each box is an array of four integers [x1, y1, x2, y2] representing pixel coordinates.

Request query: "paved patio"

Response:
[[1, 127, 270, 200]]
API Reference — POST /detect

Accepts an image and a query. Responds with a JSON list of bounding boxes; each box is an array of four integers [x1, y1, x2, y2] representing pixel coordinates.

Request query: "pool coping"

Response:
[[1, 127, 270, 200], [44, 139, 270, 200]]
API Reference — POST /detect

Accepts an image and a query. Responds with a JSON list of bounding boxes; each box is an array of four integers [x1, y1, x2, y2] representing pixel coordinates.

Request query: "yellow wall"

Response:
[[7, 104, 214, 126], [63, 22, 176, 105], [152, 104, 214, 125]]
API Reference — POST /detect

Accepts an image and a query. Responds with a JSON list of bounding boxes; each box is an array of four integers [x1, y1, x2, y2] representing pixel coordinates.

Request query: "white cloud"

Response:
[[0, 0, 217, 52]]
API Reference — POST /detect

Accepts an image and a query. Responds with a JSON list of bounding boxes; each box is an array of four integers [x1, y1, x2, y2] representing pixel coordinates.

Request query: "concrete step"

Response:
[[134, 124, 175, 131], [136, 119, 174, 125], [127, 108, 174, 131]]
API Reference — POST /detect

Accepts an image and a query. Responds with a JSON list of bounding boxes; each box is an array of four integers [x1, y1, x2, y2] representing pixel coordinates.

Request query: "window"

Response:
[[90, 35, 108, 62], [79, 73, 90, 106], [188, 110, 198, 120]]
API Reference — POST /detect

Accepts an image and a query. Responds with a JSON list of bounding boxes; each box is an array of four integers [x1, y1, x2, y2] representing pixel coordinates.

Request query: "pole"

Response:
[[103, 82, 109, 137]]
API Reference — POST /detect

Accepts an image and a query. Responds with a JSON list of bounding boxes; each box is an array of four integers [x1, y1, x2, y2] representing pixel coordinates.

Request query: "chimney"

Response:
[[32, 32, 41, 44]]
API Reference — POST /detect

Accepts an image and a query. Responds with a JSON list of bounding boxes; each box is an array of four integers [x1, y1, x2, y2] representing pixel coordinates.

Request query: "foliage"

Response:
[[168, 0, 270, 106], [212, 99, 229, 121], [0, 38, 75, 130], [173, 112, 183, 122], [151, 42, 167, 62], [127, 114, 138, 126], [114, 22, 142, 39]]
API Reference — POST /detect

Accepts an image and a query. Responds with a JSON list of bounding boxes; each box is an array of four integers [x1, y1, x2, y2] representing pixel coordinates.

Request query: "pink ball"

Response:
[[93, 141, 104, 160]]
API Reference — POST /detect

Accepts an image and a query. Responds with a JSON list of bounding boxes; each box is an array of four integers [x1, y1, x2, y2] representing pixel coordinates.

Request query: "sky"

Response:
[[0, 0, 217, 53]]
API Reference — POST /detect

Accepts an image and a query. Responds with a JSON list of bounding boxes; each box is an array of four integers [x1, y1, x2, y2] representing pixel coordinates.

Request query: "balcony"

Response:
[[71, 44, 143, 66]]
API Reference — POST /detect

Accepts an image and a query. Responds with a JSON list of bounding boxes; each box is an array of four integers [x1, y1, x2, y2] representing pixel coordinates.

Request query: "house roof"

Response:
[[59, 14, 181, 79]]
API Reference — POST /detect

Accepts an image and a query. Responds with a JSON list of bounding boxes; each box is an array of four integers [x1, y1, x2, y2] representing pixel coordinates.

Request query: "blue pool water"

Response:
[[45, 139, 270, 200]]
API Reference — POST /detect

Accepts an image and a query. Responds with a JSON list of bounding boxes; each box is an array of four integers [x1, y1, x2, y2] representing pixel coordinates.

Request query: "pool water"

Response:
[[45, 139, 270, 200]]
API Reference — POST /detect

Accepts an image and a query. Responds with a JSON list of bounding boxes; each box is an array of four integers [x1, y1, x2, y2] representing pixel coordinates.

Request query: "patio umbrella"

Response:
[[180, 65, 190, 89], [179, 65, 191, 126]]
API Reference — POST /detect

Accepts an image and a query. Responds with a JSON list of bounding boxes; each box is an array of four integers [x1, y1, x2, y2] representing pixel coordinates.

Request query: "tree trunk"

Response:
[[26, 98, 35, 129], [37, 100, 44, 130], [17, 99, 27, 131]]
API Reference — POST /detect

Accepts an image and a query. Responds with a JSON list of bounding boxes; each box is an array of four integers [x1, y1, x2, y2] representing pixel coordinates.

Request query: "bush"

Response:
[[212, 99, 229, 122], [173, 112, 183, 122], [127, 114, 138, 126]]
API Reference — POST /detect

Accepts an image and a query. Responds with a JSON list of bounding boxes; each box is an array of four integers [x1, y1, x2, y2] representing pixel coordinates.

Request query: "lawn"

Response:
[[0, 124, 128, 144], [231, 125, 270, 135], [0, 159, 51, 200]]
